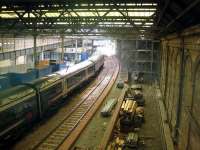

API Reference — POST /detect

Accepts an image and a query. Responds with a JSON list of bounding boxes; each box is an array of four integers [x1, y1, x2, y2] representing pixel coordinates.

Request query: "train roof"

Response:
[[0, 85, 35, 108], [67, 60, 93, 75], [89, 55, 104, 63], [27, 74, 61, 89], [56, 59, 93, 77]]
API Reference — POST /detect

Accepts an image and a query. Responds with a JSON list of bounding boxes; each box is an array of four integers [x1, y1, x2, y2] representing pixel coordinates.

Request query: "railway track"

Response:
[[13, 57, 114, 150], [31, 57, 118, 150]]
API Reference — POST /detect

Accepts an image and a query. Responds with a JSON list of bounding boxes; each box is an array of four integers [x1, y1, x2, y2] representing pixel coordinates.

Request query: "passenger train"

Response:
[[0, 55, 104, 143]]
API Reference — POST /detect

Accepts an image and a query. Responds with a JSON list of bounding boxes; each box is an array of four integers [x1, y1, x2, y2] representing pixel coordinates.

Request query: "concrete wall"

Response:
[[160, 25, 200, 150]]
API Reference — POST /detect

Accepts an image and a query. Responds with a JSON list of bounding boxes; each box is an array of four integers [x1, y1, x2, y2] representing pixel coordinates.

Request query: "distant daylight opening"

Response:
[[94, 40, 116, 56]]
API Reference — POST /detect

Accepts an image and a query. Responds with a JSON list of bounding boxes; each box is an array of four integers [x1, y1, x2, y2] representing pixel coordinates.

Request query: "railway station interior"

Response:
[[0, 0, 200, 150]]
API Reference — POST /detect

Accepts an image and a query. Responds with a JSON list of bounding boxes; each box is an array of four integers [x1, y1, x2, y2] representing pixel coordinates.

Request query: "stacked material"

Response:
[[126, 88, 135, 99], [120, 100, 138, 132], [115, 137, 125, 148], [119, 86, 145, 130], [134, 107, 145, 128], [101, 98, 117, 117], [133, 90, 143, 99], [125, 132, 139, 148], [107, 133, 143, 150], [121, 100, 137, 114], [107, 86, 146, 150], [126, 84, 145, 106], [107, 137, 125, 150], [136, 107, 144, 116]]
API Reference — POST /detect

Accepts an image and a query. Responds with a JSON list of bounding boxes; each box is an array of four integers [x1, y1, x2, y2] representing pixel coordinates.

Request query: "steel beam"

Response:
[[33, 34, 37, 66], [61, 35, 64, 60], [0, 0, 157, 36], [156, 0, 170, 25], [1, 16, 154, 22], [166, 0, 200, 28], [1, 2, 156, 10]]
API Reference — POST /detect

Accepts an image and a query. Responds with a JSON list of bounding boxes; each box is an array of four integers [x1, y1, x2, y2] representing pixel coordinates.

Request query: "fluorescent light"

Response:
[[145, 22, 153, 25], [134, 22, 142, 25]]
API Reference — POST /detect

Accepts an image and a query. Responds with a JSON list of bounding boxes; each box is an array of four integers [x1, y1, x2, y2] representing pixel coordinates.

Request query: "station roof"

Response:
[[0, 0, 200, 38]]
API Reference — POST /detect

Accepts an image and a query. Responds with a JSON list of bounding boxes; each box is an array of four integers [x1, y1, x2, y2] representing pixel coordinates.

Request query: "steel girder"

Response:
[[0, 1, 157, 37]]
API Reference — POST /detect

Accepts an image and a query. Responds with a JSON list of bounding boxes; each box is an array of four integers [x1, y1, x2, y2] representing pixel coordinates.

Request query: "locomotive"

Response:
[[0, 55, 104, 143]]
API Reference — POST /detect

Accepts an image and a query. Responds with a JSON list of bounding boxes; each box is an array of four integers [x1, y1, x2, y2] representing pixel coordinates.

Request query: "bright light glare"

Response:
[[94, 40, 116, 56]]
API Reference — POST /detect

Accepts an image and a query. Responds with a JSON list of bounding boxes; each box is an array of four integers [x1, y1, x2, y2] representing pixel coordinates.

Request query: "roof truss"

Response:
[[0, 1, 157, 38]]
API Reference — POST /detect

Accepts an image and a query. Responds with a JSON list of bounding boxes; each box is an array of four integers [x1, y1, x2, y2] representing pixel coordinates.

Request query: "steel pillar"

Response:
[[61, 35, 64, 61], [33, 34, 37, 66]]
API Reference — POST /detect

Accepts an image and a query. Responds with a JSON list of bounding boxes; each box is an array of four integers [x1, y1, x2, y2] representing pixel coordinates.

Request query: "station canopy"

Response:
[[0, 0, 200, 38]]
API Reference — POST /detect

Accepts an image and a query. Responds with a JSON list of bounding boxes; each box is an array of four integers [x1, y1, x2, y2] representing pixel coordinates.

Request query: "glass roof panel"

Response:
[[77, 12, 97, 17], [70, 12, 78, 17], [24, 13, 35, 18], [0, 13, 18, 18], [106, 12, 123, 17], [98, 12, 107, 16], [128, 11, 155, 17], [45, 12, 60, 17]]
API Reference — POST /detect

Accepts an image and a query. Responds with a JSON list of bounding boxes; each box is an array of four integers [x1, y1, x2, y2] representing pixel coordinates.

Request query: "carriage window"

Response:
[[41, 82, 62, 100], [67, 70, 86, 88], [88, 66, 95, 74]]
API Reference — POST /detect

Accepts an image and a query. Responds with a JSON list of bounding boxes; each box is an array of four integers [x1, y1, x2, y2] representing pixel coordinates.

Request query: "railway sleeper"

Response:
[[73, 112, 85, 116], [74, 110, 86, 114], [55, 129, 68, 134], [58, 124, 68, 128], [68, 118, 80, 122], [82, 102, 92, 107], [51, 132, 66, 137], [46, 136, 62, 141], [79, 104, 89, 108], [67, 124, 76, 130], [72, 113, 83, 118], [55, 128, 69, 133], [39, 142, 58, 147]]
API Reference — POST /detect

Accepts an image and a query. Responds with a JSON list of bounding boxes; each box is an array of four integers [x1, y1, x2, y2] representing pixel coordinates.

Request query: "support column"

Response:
[[14, 36, 17, 65], [24, 36, 25, 49], [175, 36, 185, 143], [92, 39, 94, 55], [40, 37, 44, 61], [75, 39, 78, 63], [1, 37, 4, 53], [61, 35, 64, 61], [33, 34, 37, 67], [164, 41, 169, 105], [151, 41, 154, 80]]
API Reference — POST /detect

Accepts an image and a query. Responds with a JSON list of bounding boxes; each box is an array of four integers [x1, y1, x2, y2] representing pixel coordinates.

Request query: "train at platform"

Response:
[[0, 55, 104, 143]]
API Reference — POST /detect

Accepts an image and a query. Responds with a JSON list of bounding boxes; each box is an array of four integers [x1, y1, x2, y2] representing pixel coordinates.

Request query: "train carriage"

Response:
[[25, 74, 63, 117], [0, 54, 104, 144], [56, 60, 95, 96], [89, 55, 104, 73], [0, 85, 38, 141]]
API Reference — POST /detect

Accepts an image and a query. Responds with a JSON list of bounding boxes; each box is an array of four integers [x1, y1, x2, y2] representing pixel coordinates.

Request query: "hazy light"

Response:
[[94, 40, 116, 56]]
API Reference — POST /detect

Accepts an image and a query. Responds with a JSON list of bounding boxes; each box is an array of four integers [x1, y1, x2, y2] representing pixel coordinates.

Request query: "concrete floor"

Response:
[[73, 81, 165, 149], [138, 84, 164, 150]]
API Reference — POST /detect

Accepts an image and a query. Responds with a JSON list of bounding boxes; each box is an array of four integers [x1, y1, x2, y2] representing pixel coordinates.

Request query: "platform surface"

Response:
[[73, 83, 165, 149]]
